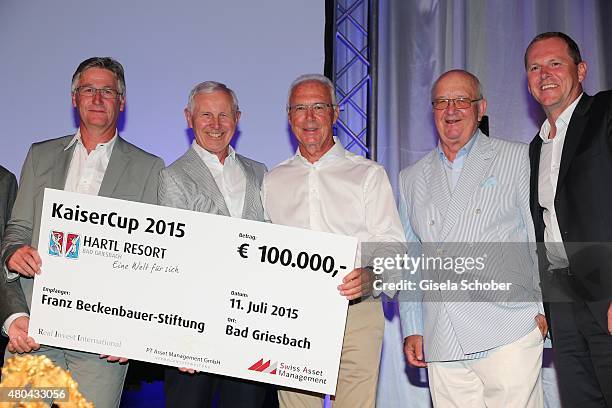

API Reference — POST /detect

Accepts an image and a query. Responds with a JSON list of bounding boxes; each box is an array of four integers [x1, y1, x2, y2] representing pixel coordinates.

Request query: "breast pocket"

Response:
[[112, 182, 143, 202], [569, 147, 602, 175], [189, 194, 219, 214]]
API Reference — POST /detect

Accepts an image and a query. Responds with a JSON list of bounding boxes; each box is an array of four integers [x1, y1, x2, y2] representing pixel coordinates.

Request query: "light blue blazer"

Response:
[[398, 131, 542, 361]]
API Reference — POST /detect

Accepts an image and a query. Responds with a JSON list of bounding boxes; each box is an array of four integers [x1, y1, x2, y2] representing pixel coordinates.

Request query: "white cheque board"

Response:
[[29, 188, 357, 394]]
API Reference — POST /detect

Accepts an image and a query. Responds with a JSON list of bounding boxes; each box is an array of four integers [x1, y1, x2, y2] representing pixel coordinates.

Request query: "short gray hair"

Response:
[[71, 57, 126, 95], [431, 69, 484, 101], [187, 81, 239, 114], [287, 74, 337, 107]]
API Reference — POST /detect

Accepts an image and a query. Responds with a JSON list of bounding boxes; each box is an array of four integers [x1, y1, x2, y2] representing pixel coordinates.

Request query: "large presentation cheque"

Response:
[[29, 189, 357, 394]]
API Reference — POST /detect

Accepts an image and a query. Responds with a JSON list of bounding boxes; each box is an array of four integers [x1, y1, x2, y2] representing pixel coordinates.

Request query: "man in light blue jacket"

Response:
[[398, 69, 546, 407]]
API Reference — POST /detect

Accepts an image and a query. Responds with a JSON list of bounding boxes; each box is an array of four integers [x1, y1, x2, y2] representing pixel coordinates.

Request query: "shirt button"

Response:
[[428, 220, 435, 226], [474, 208, 481, 214]]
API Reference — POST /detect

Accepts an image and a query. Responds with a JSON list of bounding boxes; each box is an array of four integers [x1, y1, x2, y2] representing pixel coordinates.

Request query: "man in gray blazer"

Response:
[[0, 166, 17, 243], [0, 165, 17, 363], [159, 81, 267, 408], [0, 57, 164, 407], [398, 70, 546, 407]]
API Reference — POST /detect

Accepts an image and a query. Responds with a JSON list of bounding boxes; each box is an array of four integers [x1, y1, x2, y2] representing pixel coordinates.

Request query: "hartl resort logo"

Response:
[[49, 230, 81, 259]]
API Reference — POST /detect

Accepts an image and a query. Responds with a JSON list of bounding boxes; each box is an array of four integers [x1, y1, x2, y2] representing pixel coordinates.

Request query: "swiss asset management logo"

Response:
[[248, 358, 277, 374], [49, 230, 81, 259]]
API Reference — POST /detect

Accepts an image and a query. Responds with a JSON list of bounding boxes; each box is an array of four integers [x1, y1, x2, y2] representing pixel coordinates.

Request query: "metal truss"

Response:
[[333, 0, 378, 159]]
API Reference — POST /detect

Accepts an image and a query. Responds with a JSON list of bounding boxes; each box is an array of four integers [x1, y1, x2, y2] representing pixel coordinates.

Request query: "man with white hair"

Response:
[[262, 74, 404, 407], [159, 81, 268, 408], [399, 69, 546, 407]]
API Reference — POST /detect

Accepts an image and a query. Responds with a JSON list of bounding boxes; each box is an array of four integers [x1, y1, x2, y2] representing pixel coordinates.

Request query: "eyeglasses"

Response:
[[287, 103, 335, 116], [76, 86, 122, 99], [432, 97, 482, 110]]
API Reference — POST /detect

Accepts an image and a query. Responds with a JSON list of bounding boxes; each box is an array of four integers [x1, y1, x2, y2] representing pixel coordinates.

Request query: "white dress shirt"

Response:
[[64, 130, 116, 195], [261, 138, 404, 272], [192, 141, 246, 218], [538, 94, 582, 268], [4, 129, 117, 333]]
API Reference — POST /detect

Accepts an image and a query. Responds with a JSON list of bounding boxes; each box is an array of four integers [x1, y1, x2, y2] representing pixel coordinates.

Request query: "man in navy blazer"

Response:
[[526, 31, 612, 407], [399, 69, 546, 407]]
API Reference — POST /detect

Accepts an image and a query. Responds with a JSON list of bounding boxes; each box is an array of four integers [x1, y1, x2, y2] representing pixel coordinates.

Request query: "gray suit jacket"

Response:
[[0, 134, 164, 323], [0, 166, 17, 246], [158, 147, 266, 222], [398, 131, 542, 361]]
